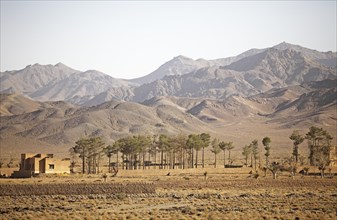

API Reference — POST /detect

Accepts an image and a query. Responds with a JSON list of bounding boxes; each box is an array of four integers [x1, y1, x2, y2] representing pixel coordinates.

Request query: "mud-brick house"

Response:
[[11, 153, 70, 178]]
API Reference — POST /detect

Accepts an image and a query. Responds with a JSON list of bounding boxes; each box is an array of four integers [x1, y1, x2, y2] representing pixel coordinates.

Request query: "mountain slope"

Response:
[[0, 63, 135, 104], [1, 79, 336, 157], [1, 42, 336, 106], [130, 55, 210, 85], [131, 49, 336, 102]]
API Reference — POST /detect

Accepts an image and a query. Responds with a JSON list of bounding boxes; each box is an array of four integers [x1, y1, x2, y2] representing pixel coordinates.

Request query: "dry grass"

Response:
[[0, 168, 336, 219]]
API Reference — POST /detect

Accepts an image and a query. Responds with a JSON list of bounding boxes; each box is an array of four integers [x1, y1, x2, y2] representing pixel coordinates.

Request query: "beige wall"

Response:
[[41, 158, 70, 174], [19, 153, 70, 174]]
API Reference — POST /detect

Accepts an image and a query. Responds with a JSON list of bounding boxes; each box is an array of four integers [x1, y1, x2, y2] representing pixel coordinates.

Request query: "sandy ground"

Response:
[[0, 168, 336, 220]]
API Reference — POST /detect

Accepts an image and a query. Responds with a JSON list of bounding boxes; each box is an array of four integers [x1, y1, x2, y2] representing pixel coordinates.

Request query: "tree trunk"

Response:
[[254, 157, 257, 171], [154, 150, 157, 169], [214, 153, 217, 168], [228, 150, 231, 167], [148, 150, 151, 170], [160, 150, 164, 169], [191, 148, 194, 168], [195, 150, 198, 168], [202, 147, 205, 168], [294, 146, 298, 163], [82, 149, 85, 174], [173, 150, 176, 169], [97, 156, 100, 174], [223, 150, 226, 168], [272, 172, 277, 179], [143, 151, 145, 170], [182, 148, 185, 169], [108, 156, 111, 173], [116, 151, 119, 169]]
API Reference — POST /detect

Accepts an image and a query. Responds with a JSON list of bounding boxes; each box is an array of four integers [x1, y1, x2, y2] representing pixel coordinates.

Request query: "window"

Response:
[[49, 164, 54, 170]]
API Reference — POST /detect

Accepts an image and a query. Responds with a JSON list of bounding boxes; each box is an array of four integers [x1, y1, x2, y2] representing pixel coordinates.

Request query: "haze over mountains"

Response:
[[0, 42, 336, 156]]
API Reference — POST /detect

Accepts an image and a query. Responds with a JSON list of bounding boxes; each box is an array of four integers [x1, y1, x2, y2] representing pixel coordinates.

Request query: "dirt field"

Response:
[[0, 168, 336, 220]]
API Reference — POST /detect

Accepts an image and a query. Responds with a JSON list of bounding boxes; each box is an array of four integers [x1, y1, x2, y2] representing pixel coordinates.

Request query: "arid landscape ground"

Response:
[[0, 167, 336, 220]]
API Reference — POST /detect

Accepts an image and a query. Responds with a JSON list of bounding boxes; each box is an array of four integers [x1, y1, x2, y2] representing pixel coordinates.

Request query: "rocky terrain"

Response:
[[0, 79, 336, 157], [1, 42, 336, 105]]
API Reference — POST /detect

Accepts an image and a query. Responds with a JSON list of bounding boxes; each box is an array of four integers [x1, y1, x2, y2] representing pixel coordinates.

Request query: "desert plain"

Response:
[[0, 167, 336, 220]]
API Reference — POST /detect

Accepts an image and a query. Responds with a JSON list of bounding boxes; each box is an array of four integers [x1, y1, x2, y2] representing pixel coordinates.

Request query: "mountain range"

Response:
[[1, 42, 336, 106], [0, 79, 336, 156], [0, 42, 336, 157]]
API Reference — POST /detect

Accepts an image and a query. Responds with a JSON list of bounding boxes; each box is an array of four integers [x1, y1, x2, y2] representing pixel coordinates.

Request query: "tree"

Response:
[[226, 142, 234, 167], [158, 134, 169, 169], [211, 138, 221, 168], [72, 137, 105, 174], [73, 138, 91, 174], [118, 136, 135, 170], [168, 134, 187, 169], [200, 133, 211, 168], [268, 162, 281, 179], [219, 141, 227, 168], [88, 137, 105, 174], [175, 133, 187, 169], [262, 137, 271, 168], [150, 135, 158, 169], [251, 139, 259, 170], [289, 131, 304, 163], [242, 145, 251, 167], [104, 143, 119, 173], [305, 126, 333, 173], [136, 135, 151, 170], [187, 134, 203, 168]]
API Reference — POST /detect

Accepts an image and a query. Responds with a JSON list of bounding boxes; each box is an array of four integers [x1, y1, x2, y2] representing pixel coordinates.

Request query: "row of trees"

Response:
[[71, 132, 242, 174], [71, 126, 334, 176]]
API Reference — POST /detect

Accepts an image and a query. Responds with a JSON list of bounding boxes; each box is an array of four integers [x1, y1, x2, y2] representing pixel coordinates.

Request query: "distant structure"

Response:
[[329, 146, 337, 166], [11, 153, 70, 178]]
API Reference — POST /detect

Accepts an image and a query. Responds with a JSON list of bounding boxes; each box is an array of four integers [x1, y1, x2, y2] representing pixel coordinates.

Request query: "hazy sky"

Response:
[[1, 1, 336, 79]]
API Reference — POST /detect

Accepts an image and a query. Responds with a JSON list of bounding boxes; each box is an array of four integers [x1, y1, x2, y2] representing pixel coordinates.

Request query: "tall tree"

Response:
[[158, 134, 169, 169], [104, 143, 118, 173], [73, 138, 90, 174], [289, 131, 304, 163], [262, 137, 271, 168], [242, 145, 251, 167], [219, 141, 227, 168], [305, 126, 333, 177], [175, 133, 187, 169], [72, 137, 105, 174], [200, 133, 211, 168], [89, 137, 105, 174], [187, 134, 203, 168], [211, 138, 221, 168], [251, 139, 259, 170], [227, 142, 234, 167]]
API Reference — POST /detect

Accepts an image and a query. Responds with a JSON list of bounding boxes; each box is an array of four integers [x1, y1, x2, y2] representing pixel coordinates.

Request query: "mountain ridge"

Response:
[[1, 42, 336, 106]]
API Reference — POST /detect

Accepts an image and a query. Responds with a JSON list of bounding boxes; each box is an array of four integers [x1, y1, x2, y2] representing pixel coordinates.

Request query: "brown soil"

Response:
[[0, 168, 336, 219]]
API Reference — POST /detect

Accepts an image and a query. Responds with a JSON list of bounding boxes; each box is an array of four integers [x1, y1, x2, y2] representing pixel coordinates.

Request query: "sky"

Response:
[[1, 1, 336, 79]]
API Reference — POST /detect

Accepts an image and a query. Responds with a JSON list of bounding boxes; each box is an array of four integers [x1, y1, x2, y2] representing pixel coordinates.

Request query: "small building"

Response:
[[11, 153, 70, 178]]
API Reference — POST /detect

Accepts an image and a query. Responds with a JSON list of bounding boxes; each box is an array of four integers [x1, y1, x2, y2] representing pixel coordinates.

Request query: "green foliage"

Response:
[[289, 130, 304, 163], [242, 145, 251, 167], [211, 138, 221, 168], [250, 139, 259, 170], [73, 136, 105, 174], [305, 126, 333, 167], [262, 137, 271, 168]]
